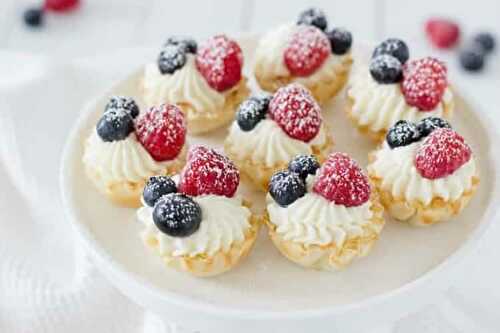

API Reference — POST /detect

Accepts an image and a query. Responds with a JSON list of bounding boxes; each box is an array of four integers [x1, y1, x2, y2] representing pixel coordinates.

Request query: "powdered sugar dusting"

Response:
[[195, 35, 243, 92], [313, 152, 371, 207], [415, 128, 472, 179], [179, 146, 240, 198], [105, 96, 139, 118], [284, 25, 330, 76], [401, 57, 448, 111], [269, 83, 322, 142], [158, 44, 187, 75]]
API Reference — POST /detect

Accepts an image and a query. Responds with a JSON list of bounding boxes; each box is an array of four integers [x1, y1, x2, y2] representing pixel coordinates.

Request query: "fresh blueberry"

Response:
[[152, 193, 202, 237], [96, 108, 134, 142], [473, 32, 496, 54], [459, 46, 485, 72], [370, 54, 403, 84], [23, 7, 44, 28], [143, 176, 177, 207], [158, 44, 187, 74], [165, 36, 198, 54], [327, 28, 352, 55], [372, 38, 410, 64], [236, 96, 268, 131], [417, 117, 451, 137], [288, 155, 320, 180], [297, 7, 328, 31], [250, 93, 272, 111], [386, 120, 420, 149], [105, 96, 140, 118], [269, 170, 306, 207]]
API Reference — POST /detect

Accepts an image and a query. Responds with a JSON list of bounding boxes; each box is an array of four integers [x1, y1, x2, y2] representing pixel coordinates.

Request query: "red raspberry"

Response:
[[268, 83, 322, 142], [284, 25, 330, 77], [44, 0, 79, 12], [401, 57, 448, 111], [415, 128, 472, 179], [425, 18, 460, 49], [195, 35, 243, 92], [313, 153, 371, 207], [178, 146, 240, 198], [135, 104, 186, 161]]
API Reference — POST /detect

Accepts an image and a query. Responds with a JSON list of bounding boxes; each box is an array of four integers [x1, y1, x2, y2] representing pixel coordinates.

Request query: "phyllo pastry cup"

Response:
[[346, 39, 454, 142], [367, 118, 479, 226], [254, 8, 354, 105], [265, 153, 385, 271], [83, 100, 187, 207], [137, 146, 260, 277], [142, 35, 250, 134], [224, 83, 334, 191]]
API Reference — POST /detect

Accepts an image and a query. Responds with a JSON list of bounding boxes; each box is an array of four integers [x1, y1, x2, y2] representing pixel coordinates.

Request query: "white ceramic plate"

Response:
[[60, 39, 500, 333]]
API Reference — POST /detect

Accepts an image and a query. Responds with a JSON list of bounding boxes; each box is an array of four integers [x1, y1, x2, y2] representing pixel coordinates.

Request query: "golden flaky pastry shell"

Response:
[[368, 151, 479, 226], [84, 148, 186, 208], [254, 55, 353, 105], [344, 92, 455, 143], [141, 77, 249, 135], [224, 129, 334, 191], [142, 213, 261, 277], [264, 193, 385, 271]]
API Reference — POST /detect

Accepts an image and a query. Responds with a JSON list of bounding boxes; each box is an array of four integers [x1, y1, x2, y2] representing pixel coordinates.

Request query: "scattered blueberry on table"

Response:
[[23, 0, 80, 28]]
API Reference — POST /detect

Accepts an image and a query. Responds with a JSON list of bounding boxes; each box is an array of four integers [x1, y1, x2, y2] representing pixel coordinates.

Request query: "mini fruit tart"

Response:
[[367, 118, 479, 226], [137, 146, 260, 277], [254, 7, 353, 105], [83, 99, 187, 207], [224, 83, 334, 191], [264, 153, 384, 271], [142, 35, 250, 134], [347, 39, 454, 141]]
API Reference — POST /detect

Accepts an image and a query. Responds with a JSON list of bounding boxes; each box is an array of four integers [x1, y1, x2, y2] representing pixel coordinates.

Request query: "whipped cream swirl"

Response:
[[368, 142, 477, 205], [348, 68, 454, 132], [143, 55, 229, 112], [227, 119, 328, 167], [254, 24, 351, 83], [138, 195, 251, 257], [267, 177, 375, 247], [83, 131, 177, 183]]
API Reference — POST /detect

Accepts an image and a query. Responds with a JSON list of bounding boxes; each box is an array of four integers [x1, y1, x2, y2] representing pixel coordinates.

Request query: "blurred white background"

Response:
[[1, 0, 499, 54], [2, 0, 499, 103], [0, 0, 499, 332]]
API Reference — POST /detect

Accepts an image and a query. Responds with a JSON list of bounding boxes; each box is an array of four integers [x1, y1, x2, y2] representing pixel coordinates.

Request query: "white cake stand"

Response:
[[60, 39, 500, 333]]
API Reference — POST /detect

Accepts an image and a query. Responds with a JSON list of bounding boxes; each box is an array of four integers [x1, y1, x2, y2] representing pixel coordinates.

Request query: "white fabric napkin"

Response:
[[0, 49, 499, 333]]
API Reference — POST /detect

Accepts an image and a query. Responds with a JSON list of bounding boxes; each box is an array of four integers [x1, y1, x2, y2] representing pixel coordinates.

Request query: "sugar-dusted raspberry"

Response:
[[135, 104, 186, 161], [195, 35, 243, 92], [178, 146, 240, 198], [268, 83, 322, 142], [401, 57, 448, 111], [313, 152, 371, 207], [284, 25, 330, 77], [415, 128, 472, 179]]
